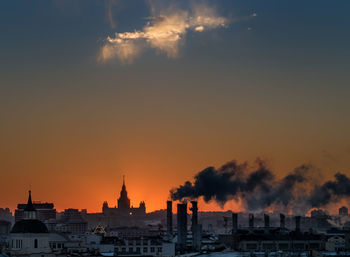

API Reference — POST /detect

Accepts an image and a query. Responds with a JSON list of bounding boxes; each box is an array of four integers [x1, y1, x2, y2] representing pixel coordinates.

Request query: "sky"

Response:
[[0, 0, 350, 213]]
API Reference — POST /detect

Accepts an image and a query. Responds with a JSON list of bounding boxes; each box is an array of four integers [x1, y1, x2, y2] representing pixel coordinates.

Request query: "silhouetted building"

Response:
[[235, 229, 324, 251], [0, 208, 12, 223], [340, 206, 349, 216], [8, 191, 53, 257], [0, 220, 11, 234], [15, 192, 56, 222], [50, 209, 87, 235], [102, 176, 146, 217], [102, 235, 175, 256]]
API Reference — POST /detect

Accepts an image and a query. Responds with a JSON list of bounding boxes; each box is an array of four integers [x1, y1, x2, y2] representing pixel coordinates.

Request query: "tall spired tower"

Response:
[[24, 190, 36, 219], [117, 176, 130, 211]]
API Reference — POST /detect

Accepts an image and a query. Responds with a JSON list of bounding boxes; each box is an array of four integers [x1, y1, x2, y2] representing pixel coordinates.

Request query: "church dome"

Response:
[[11, 219, 49, 233]]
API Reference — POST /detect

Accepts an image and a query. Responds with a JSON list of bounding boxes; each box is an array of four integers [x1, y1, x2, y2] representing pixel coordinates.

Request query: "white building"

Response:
[[7, 191, 55, 257]]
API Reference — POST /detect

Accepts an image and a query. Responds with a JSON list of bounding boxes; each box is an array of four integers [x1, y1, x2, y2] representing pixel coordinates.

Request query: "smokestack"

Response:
[[167, 201, 173, 235], [191, 201, 200, 251], [232, 213, 238, 234], [249, 213, 254, 228], [295, 216, 301, 232], [264, 214, 270, 228], [190, 201, 198, 231], [177, 203, 187, 250], [280, 213, 285, 229]]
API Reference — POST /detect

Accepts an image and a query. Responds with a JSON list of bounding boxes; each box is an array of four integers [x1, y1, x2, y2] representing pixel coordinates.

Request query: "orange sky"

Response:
[[1, 130, 350, 214]]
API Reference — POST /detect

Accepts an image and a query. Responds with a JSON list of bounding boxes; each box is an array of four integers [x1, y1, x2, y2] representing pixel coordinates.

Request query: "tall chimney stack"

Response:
[[280, 213, 285, 229], [177, 203, 188, 251], [191, 201, 201, 251], [264, 214, 270, 228], [232, 213, 238, 234], [295, 216, 301, 232], [167, 201, 173, 235], [249, 213, 254, 228], [190, 201, 198, 231]]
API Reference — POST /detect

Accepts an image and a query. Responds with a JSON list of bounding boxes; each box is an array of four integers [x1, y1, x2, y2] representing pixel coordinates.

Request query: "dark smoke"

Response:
[[308, 173, 350, 207], [170, 159, 350, 212], [170, 160, 273, 207]]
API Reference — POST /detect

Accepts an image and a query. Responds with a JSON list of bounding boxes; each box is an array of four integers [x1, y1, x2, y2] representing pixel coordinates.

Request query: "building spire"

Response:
[[24, 190, 35, 212], [118, 175, 130, 210]]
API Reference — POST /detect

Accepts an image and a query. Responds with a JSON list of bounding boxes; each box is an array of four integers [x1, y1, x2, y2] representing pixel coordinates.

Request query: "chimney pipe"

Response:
[[232, 213, 238, 234], [295, 216, 301, 232], [167, 201, 173, 235], [280, 213, 285, 229], [177, 203, 187, 250], [249, 213, 254, 228], [264, 214, 270, 228], [191, 201, 200, 251], [190, 201, 198, 231]]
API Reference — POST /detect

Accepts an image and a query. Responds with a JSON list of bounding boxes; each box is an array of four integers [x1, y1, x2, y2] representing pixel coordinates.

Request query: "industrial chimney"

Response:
[[264, 214, 270, 228], [167, 201, 173, 235], [190, 201, 198, 231], [191, 201, 201, 251], [295, 216, 301, 232], [249, 213, 254, 228], [280, 213, 285, 229], [177, 203, 187, 250], [232, 213, 238, 234]]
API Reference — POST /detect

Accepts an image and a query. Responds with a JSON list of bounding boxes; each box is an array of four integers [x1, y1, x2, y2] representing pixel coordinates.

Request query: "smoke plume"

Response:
[[170, 159, 350, 213]]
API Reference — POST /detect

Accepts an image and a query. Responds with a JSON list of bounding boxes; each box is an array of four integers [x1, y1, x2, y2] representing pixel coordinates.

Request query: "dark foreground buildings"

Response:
[[219, 213, 326, 252]]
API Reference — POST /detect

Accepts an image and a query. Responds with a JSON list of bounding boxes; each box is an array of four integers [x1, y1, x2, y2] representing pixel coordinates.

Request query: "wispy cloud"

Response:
[[99, 4, 228, 63], [106, 0, 117, 29]]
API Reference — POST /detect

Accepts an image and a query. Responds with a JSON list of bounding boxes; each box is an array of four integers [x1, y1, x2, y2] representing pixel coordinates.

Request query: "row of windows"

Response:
[[245, 242, 320, 250], [11, 239, 22, 249], [11, 239, 38, 249], [117, 247, 162, 253], [123, 241, 160, 246], [50, 243, 63, 249]]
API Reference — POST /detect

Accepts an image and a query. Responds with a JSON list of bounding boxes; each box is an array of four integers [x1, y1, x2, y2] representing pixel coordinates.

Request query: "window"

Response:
[[143, 247, 148, 253], [129, 247, 133, 253], [158, 247, 162, 253], [16, 240, 22, 249], [151, 247, 155, 252], [34, 239, 38, 248]]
